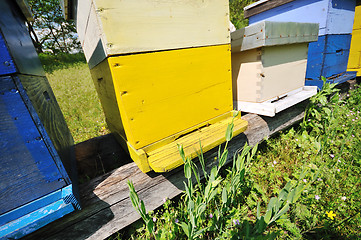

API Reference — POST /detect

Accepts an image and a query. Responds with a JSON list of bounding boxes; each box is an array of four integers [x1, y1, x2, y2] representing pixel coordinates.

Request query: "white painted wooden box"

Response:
[[231, 21, 319, 116], [67, 0, 231, 68]]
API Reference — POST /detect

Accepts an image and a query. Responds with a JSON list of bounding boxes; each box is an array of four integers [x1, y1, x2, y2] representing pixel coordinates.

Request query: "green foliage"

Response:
[[229, 0, 255, 29], [121, 83, 361, 239], [28, 0, 81, 54]]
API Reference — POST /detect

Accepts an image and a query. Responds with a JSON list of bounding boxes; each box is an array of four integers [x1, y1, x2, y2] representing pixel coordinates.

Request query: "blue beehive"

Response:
[[244, 0, 357, 88], [0, 0, 80, 239]]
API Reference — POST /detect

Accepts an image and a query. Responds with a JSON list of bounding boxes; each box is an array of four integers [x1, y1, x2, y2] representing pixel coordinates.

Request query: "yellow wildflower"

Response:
[[326, 210, 336, 220]]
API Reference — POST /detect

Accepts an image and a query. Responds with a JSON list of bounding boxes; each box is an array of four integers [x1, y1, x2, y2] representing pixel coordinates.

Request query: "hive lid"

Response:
[[231, 21, 319, 52], [243, 0, 297, 18]]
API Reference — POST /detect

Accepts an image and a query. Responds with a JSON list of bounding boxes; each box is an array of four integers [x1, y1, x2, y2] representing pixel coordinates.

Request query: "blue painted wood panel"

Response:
[[0, 185, 79, 239], [305, 71, 357, 89], [306, 34, 352, 79], [248, 0, 356, 36], [0, 76, 67, 215], [0, 33, 17, 76]]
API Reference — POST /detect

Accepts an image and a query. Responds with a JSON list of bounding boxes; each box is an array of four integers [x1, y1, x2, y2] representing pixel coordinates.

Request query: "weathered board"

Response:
[[347, 1, 361, 76], [16, 75, 77, 181], [246, 0, 356, 36], [23, 98, 313, 240], [89, 44, 247, 173], [244, 0, 297, 18], [0, 75, 80, 239], [0, 0, 44, 76], [65, 0, 231, 68]]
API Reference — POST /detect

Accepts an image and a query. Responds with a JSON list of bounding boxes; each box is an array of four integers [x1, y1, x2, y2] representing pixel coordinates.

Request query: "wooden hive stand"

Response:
[[63, 0, 248, 173], [0, 1, 80, 239], [244, 0, 358, 89]]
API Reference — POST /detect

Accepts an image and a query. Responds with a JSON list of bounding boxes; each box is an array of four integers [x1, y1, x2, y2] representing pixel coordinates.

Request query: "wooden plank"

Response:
[[91, 45, 233, 150], [235, 86, 317, 116], [75, 0, 231, 66], [246, 0, 355, 36], [148, 112, 248, 172], [244, 0, 296, 18], [15, 74, 76, 185], [24, 101, 310, 240], [0, 76, 66, 215]]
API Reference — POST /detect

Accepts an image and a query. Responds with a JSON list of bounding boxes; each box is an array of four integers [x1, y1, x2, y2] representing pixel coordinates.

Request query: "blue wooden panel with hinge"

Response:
[[305, 71, 357, 89], [0, 33, 17, 76], [248, 0, 356, 36], [0, 185, 79, 240], [306, 34, 352, 79]]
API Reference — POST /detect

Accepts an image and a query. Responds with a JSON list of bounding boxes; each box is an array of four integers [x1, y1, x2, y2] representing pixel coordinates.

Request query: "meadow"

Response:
[[43, 53, 360, 239]]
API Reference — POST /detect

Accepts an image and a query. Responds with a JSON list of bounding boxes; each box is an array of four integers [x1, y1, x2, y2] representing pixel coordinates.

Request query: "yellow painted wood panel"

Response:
[[232, 44, 308, 103], [353, 4, 361, 30], [348, 27, 361, 75], [77, 0, 231, 67], [148, 112, 248, 172], [93, 44, 233, 149]]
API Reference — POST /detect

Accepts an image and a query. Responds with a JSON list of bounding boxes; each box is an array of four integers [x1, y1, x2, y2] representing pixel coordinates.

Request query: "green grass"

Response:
[[46, 62, 109, 143], [114, 83, 361, 240]]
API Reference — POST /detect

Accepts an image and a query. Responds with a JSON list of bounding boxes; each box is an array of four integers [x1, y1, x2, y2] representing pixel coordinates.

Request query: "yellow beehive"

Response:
[[73, 0, 231, 68], [347, 1, 361, 76], [90, 44, 247, 172], [62, 0, 248, 172]]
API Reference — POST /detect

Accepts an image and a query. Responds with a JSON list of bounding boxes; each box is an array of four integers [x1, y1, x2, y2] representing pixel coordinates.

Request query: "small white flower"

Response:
[[337, 159, 341, 163], [341, 196, 346, 201], [273, 160, 277, 165], [336, 169, 340, 172], [315, 195, 320, 200], [317, 178, 323, 181], [303, 179, 307, 183]]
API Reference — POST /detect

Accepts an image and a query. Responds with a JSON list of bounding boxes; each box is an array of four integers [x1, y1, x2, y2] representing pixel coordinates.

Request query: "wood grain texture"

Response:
[[306, 35, 352, 80], [0, 76, 66, 215], [16, 75, 76, 185], [91, 45, 233, 149], [24, 101, 309, 240], [244, 0, 296, 18], [247, 0, 356, 36], [76, 0, 231, 67]]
